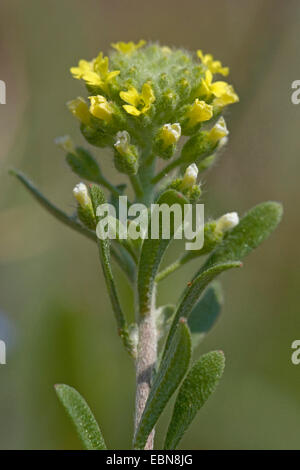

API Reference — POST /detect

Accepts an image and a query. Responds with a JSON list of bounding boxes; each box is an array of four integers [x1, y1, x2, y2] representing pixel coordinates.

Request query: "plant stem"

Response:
[[130, 174, 144, 200], [134, 312, 157, 449], [134, 145, 158, 448], [151, 157, 182, 185], [155, 259, 182, 282]]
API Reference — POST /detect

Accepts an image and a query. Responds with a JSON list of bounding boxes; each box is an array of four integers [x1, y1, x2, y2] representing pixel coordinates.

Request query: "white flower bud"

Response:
[[73, 182, 91, 208], [114, 130, 131, 157], [208, 117, 229, 145], [217, 212, 239, 232], [55, 135, 75, 154], [181, 163, 198, 190]]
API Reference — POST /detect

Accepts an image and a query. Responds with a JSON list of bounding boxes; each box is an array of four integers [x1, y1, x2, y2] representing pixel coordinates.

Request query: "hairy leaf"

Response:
[[164, 351, 225, 449], [199, 201, 283, 275], [188, 283, 223, 350], [138, 189, 189, 316], [66, 147, 102, 183], [55, 384, 106, 450], [164, 261, 241, 356], [134, 319, 191, 449]]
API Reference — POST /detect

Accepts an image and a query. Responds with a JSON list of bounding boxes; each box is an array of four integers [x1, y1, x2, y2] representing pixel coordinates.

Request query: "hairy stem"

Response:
[[134, 312, 157, 449], [130, 174, 144, 200], [151, 157, 182, 185]]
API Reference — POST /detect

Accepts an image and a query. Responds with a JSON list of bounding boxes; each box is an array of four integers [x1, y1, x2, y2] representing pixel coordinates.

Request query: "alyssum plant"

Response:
[[11, 41, 282, 450]]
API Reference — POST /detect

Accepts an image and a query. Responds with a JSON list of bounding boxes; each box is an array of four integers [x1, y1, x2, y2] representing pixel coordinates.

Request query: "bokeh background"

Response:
[[0, 0, 299, 450]]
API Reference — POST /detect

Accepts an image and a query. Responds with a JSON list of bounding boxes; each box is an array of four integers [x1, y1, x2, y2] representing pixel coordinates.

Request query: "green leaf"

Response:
[[164, 351, 225, 449], [138, 189, 189, 316], [89, 184, 134, 357], [55, 384, 106, 450], [66, 147, 102, 183], [188, 283, 223, 350], [199, 201, 283, 274], [66, 147, 123, 197], [134, 319, 192, 450], [163, 261, 241, 357]]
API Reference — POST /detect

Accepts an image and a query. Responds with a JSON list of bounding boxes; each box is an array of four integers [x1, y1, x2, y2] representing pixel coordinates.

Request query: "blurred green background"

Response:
[[0, 0, 299, 450]]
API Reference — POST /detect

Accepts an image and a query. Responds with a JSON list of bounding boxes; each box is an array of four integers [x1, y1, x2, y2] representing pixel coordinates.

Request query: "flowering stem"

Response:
[[151, 157, 182, 185], [155, 259, 182, 282], [129, 174, 144, 199], [134, 311, 157, 449], [98, 176, 124, 198]]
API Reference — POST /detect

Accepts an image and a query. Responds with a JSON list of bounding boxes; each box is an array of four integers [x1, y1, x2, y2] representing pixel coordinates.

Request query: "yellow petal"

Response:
[[67, 97, 91, 125], [186, 99, 213, 127], [210, 81, 229, 97], [89, 95, 113, 123], [111, 40, 146, 54], [120, 86, 140, 106], [82, 71, 103, 87], [70, 60, 93, 79], [123, 105, 141, 116], [213, 86, 239, 107], [141, 82, 155, 107]]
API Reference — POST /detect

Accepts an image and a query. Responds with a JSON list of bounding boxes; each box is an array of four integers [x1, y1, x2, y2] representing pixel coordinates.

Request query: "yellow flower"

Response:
[[197, 50, 229, 76], [213, 84, 239, 107], [70, 59, 93, 79], [185, 99, 213, 127], [89, 95, 113, 123], [67, 97, 91, 125], [199, 70, 239, 107], [160, 123, 181, 148], [120, 82, 155, 116], [70, 53, 120, 92], [111, 40, 146, 54], [93, 52, 120, 84]]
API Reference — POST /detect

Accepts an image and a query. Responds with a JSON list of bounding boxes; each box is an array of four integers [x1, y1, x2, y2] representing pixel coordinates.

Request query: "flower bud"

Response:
[[89, 95, 113, 124], [181, 163, 198, 190], [73, 182, 92, 208], [184, 99, 213, 130], [216, 212, 239, 232], [67, 97, 91, 125], [73, 183, 95, 230], [114, 131, 139, 175], [154, 123, 181, 160], [55, 135, 76, 154], [181, 131, 216, 164], [207, 117, 229, 145]]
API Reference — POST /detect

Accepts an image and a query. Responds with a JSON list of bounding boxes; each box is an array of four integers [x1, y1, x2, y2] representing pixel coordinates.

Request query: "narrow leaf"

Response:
[[66, 148, 123, 197], [134, 319, 192, 450], [164, 351, 225, 449], [188, 283, 223, 350], [164, 261, 241, 357], [138, 189, 189, 316], [199, 201, 283, 275], [66, 147, 102, 183], [55, 384, 106, 450], [89, 184, 134, 357]]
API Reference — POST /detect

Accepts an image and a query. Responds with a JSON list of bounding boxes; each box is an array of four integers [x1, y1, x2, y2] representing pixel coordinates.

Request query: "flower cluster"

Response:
[[66, 41, 238, 184]]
